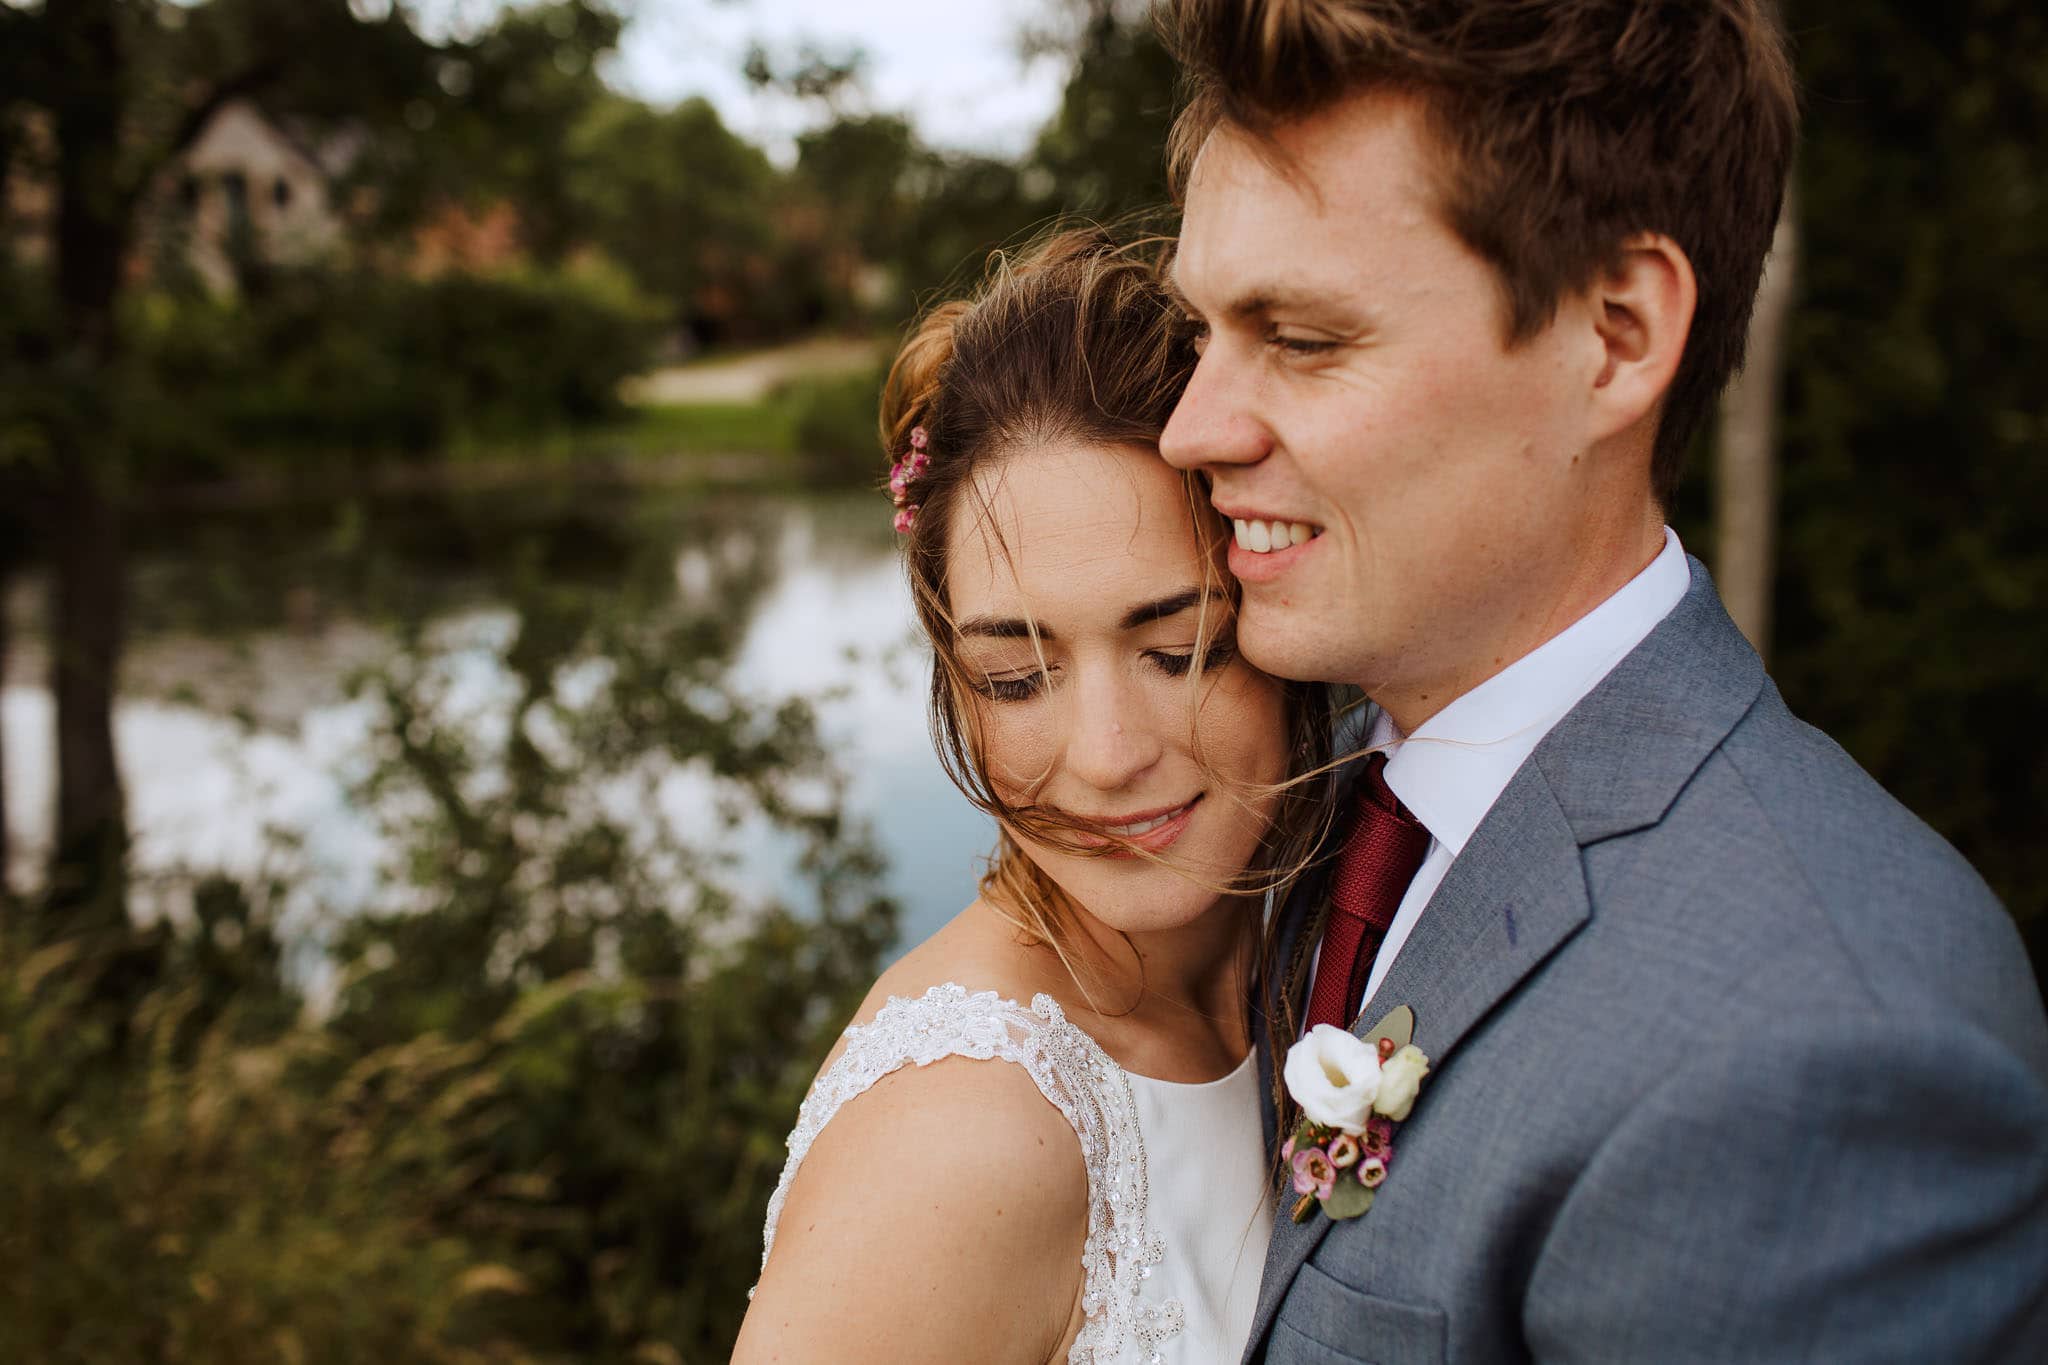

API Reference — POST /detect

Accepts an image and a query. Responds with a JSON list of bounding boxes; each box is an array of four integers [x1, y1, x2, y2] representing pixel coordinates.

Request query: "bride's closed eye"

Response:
[[969, 639, 1235, 703], [1148, 638, 1238, 679], [974, 668, 1051, 702]]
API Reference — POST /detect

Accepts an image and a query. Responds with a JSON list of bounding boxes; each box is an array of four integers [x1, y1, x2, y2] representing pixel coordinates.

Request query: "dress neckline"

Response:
[[1119, 1046, 1258, 1093], [909, 981, 1257, 1091]]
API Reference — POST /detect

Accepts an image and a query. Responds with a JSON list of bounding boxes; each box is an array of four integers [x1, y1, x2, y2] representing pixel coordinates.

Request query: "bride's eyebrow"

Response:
[[954, 589, 1210, 641], [957, 615, 1049, 641], [1120, 588, 1206, 631]]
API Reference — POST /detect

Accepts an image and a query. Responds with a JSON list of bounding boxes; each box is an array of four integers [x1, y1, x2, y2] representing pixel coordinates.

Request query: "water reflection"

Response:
[[2, 487, 991, 959]]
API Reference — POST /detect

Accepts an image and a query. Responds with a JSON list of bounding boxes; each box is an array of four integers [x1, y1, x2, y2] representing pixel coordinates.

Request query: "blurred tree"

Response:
[[1766, 0, 2047, 963], [567, 92, 791, 344], [3, 0, 452, 938], [1025, 0, 1179, 219], [380, 0, 625, 262], [742, 39, 870, 118], [1715, 186, 1799, 655], [793, 113, 922, 271]]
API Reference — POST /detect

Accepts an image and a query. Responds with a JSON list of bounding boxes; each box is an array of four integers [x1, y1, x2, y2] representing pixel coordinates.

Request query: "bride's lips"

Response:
[[1073, 796, 1203, 859]]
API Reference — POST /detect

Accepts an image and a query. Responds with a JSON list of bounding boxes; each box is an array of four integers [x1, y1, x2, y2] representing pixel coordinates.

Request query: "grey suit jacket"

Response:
[[1249, 559, 2048, 1364]]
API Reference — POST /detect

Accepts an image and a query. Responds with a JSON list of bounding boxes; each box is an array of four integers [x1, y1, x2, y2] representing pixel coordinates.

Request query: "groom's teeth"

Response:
[[1231, 519, 1322, 554]]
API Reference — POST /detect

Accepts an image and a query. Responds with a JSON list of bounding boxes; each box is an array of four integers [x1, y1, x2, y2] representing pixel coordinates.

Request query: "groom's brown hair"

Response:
[[1161, 0, 1799, 504]]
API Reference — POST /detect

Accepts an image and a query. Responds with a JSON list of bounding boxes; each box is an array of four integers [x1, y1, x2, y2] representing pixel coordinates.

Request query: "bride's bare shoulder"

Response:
[[734, 906, 1088, 1363]]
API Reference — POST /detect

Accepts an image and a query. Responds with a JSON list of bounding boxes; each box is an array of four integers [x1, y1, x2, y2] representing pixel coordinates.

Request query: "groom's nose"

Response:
[[1161, 348, 1271, 471]]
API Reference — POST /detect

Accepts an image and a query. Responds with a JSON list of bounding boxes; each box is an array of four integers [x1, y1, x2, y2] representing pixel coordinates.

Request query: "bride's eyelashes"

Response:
[[976, 670, 1047, 702], [1151, 638, 1239, 678], [971, 640, 1238, 703]]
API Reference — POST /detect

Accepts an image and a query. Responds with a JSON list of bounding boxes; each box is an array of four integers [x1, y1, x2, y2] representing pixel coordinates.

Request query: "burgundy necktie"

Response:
[[1304, 753, 1433, 1033]]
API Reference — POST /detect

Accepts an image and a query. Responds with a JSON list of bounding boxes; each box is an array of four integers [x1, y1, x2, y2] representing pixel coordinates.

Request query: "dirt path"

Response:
[[622, 335, 881, 406]]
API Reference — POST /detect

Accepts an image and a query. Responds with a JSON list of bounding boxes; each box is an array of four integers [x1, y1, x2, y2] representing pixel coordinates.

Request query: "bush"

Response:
[[779, 362, 885, 486], [0, 555, 896, 1362], [131, 259, 662, 470]]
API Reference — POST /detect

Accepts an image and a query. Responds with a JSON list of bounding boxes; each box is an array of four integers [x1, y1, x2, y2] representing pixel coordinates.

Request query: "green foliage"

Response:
[[598, 401, 801, 460], [1765, 1, 2048, 940], [0, 539, 896, 1361], [566, 94, 807, 343], [1028, 4, 1180, 218], [780, 364, 887, 484], [129, 260, 660, 467]]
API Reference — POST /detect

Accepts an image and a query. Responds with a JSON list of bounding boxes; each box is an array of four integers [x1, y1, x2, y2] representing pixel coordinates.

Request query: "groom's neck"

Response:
[[1366, 508, 1667, 735]]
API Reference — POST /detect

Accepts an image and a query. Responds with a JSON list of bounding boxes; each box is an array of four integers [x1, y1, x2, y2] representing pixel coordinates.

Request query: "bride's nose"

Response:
[[1061, 671, 1163, 792]]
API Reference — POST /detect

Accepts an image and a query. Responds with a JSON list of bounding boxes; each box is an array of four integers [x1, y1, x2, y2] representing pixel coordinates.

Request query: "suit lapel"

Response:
[[1244, 769, 1591, 1356], [1242, 559, 1766, 1360]]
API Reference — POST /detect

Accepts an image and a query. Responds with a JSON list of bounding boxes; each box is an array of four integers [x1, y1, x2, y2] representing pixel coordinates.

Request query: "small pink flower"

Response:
[[1358, 1156, 1388, 1188], [1362, 1116, 1396, 1161], [1281, 1135, 1296, 1164], [1291, 1146, 1336, 1201], [893, 505, 919, 534], [1327, 1132, 1361, 1169], [909, 425, 929, 450]]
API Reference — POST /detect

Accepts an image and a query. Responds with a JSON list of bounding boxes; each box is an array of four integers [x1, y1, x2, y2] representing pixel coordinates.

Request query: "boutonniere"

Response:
[[1281, 1007, 1430, 1223]]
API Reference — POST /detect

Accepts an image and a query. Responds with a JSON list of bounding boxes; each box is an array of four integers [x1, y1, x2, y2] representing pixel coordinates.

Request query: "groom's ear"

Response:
[[1582, 232, 1697, 446]]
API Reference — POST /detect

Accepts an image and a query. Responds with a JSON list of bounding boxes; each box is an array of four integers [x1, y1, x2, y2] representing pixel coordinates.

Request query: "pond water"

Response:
[[1, 477, 992, 962]]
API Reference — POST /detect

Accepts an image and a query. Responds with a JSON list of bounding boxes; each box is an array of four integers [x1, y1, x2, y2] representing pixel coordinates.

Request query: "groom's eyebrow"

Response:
[[1226, 285, 1335, 320], [1169, 261, 1354, 323]]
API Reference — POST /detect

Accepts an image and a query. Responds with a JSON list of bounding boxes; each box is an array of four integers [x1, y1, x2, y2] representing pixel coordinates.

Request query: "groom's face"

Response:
[[1164, 91, 1606, 711]]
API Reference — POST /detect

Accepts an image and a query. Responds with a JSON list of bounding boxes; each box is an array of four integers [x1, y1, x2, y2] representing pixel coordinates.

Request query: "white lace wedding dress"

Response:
[[756, 983, 1275, 1364]]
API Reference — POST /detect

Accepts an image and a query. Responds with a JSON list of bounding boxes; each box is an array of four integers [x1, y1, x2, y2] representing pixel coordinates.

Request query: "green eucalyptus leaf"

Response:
[[1322, 1179, 1375, 1220]]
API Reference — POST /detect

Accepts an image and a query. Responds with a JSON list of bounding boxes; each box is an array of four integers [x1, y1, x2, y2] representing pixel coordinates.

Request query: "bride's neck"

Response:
[[1057, 893, 1256, 1031]]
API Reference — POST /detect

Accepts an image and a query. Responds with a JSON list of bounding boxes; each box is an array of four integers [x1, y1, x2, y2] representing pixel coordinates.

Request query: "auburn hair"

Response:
[[1160, 0, 1801, 503]]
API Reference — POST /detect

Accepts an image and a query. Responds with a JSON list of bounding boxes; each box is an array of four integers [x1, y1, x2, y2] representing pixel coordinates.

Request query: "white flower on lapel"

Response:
[[1283, 1012, 1433, 1225], [1372, 1045, 1430, 1122], [1283, 1024, 1381, 1134]]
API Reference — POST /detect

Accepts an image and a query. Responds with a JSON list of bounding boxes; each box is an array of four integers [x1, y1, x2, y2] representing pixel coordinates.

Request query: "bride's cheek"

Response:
[[980, 713, 1058, 794]]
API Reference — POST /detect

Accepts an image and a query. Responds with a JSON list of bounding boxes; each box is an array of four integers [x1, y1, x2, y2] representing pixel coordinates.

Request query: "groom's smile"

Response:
[[1216, 507, 1325, 584]]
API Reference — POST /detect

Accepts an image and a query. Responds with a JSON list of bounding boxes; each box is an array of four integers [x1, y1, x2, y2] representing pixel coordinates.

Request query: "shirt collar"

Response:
[[1366, 527, 1692, 856]]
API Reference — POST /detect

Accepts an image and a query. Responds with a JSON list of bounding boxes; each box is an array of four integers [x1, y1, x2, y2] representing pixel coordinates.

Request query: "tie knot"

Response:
[[1302, 752, 1434, 1033], [1330, 753, 1432, 929]]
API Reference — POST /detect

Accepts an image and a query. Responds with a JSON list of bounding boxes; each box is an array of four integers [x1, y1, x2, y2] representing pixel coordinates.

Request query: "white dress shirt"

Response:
[[1336, 528, 1693, 1018]]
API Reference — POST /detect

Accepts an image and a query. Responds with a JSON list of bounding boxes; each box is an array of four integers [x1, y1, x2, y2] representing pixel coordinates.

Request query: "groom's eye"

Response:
[[1267, 327, 1337, 357], [1183, 315, 1210, 355]]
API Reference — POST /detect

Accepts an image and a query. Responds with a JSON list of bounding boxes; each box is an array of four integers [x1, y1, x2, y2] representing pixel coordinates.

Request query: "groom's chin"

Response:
[[1235, 609, 1350, 687]]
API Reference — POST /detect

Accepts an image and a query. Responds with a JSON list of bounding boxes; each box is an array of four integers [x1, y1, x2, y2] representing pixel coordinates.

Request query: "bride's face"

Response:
[[944, 439, 1289, 936]]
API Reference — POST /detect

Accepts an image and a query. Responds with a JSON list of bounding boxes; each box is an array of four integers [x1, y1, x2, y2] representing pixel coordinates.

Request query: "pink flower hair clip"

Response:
[[889, 426, 930, 534]]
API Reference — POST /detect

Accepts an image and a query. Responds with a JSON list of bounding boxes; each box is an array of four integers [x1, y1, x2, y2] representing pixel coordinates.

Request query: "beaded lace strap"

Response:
[[755, 983, 1184, 1364]]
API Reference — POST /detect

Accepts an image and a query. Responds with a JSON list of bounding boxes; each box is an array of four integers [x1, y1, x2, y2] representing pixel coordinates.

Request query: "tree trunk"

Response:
[[1715, 180, 1800, 660], [0, 554, 10, 906], [44, 0, 131, 929], [47, 462, 127, 926]]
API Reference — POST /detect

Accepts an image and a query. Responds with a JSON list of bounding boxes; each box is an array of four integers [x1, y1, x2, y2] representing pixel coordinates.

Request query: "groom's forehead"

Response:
[[1174, 103, 1441, 310]]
